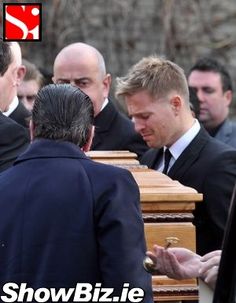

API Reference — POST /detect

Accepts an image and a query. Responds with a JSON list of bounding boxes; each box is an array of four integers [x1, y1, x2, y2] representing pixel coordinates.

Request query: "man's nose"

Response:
[[132, 118, 144, 133], [196, 90, 204, 102]]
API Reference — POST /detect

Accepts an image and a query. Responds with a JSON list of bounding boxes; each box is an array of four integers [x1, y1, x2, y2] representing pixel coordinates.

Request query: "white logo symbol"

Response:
[[6, 5, 39, 39]]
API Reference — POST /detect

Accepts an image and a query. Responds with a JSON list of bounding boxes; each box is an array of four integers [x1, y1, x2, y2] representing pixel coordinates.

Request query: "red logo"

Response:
[[3, 3, 42, 41]]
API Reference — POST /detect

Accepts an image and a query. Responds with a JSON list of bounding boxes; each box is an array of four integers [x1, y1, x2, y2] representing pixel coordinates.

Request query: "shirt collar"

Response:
[[100, 98, 109, 112], [167, 119, 201, 161], [3, 96, 19, 117]]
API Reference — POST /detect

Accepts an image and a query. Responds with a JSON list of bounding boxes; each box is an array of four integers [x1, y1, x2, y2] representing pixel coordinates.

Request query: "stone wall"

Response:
[[2, 0, 236, 116]]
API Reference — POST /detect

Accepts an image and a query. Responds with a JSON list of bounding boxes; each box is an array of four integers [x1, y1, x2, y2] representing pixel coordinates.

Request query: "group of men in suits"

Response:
[[0, 40, 148, 174], [0, 84, 153, 302], [2, 37, 236, 299], [3, 40, 236, 170], [0, 84, 153, 303], [0, 41, 152, 299], [52, 42, 149, 159]]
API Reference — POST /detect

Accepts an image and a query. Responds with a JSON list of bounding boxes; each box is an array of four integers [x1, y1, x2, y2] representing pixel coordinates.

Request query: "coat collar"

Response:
[[94, 100, 117, 133], [14, 139, 89, 165], [142, 127, 210, 177], [92, 100, 117, 149], [215, 119, 232, 142]]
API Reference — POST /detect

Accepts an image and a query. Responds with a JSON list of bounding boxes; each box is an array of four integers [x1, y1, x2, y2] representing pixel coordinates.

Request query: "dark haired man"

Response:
[[0, 40, 29, 172], [188, 57, 236, 148], [0, 84, 153, 302]]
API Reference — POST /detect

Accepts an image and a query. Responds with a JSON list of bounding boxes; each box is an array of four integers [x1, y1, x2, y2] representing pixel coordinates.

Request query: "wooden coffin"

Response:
[[87, 151, 203, 302]]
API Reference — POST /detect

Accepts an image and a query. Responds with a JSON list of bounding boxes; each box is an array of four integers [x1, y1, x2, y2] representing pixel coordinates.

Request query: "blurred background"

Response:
[[1, 0, 236, 115]]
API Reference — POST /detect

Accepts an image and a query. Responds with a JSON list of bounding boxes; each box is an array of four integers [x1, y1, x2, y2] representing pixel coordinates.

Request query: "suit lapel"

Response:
[[140, 148, 162, 169], [91, 130, 102, 149], [168, 128, 209, 179], [92, 101, 117, 149]]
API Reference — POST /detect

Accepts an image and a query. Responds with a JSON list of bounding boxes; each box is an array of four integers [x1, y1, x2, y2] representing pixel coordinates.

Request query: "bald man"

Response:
[[2, 42, 31, 128], [53, 42, 148, 159]]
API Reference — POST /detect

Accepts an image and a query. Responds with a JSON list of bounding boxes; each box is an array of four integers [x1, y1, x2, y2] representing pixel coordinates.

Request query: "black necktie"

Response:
[[162, 149, 172, 174]]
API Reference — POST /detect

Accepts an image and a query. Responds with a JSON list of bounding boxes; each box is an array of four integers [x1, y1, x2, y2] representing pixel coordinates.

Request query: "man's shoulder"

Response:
[[9, 102, 31, 128], [0, 113, 28, 135], [0, 114, 29, 172], [223, 119, 236, 129], [83, 160, 139, 200], [84, 158, 134, 178], [206, 132, 236, 153], [11, 101, 31, 117], [215, 119, 236, 148], [0, 112, 14, 125], [188, 131, 236, 171]]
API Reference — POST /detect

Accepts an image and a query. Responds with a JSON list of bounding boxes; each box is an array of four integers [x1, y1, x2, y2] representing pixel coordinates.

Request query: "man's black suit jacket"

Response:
[[141, 127, 236, 255], [213, 185, 236, 303], [92, 101, 148, 159], [9, 101, 31, 128], [0, 112, 29, 172]]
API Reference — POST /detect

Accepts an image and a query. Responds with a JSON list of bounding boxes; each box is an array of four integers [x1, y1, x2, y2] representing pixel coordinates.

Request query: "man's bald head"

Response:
[[54, 43, 106, 78], [53, 42, 111, 116]]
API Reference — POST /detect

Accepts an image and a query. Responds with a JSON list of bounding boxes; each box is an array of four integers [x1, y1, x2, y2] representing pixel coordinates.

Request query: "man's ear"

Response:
[[224, 90, 233, 107], [103, 73, 112, 98], [29, 119, 35, 142], [16, 65, 26, 86], [81, 126, 95, 152], [52, 76, 56, 84], [170, 95, 182, 116]]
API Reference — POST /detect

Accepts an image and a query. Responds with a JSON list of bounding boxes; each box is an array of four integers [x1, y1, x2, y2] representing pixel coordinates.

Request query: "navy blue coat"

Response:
[[141, 127, 236, 255], [0, 139, 153, 302]]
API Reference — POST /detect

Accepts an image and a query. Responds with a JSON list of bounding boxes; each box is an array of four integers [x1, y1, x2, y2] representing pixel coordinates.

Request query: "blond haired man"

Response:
[[116, 56, 236, 255]]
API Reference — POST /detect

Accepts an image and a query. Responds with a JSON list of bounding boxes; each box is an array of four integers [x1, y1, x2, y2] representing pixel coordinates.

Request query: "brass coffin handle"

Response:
[[143, 237, 180, 274], [165, 236, 179, 249]]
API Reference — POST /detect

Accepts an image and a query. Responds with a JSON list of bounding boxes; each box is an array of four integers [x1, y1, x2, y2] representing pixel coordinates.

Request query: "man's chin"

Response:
[[145, 140, 158, 149], [141, 135, 160, 148], [198, 112, 209, 121]]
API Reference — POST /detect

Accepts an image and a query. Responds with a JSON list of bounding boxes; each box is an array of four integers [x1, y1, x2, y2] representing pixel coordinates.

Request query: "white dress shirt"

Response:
[[100, 98, 109, 111]]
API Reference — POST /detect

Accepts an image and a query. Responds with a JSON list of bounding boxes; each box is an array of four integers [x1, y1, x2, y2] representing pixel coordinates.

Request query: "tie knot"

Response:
[[162, 149, 172, 174]]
